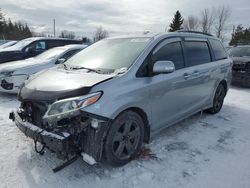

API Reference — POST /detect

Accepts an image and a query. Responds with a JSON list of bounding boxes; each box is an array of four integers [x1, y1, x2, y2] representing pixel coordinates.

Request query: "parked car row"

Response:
[[0, 44, 87, 93], [0, 37, 83, 64], [0, 37, 87, 94], [6, 31, 232, 168]]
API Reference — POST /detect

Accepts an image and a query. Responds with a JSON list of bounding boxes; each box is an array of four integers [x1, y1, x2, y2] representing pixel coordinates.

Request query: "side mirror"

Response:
[[56, 58, 66, 64], [153, 61, 175, 74]]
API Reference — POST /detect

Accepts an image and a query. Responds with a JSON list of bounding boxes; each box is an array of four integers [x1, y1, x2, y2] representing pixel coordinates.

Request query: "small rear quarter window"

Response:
[[209, 39, 228, 60]]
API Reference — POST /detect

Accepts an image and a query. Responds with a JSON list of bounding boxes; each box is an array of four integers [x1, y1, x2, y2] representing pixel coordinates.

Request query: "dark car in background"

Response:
[[228, 45, 250, 87], [0, 37, 83, 64]]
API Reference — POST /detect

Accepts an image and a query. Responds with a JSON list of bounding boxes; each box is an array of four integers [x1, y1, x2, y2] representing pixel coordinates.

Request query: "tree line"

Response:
[[168, 7, 250, 45], [230, 25, 250, 46], [0, 9, 32, 40], [168, 6, 232, 41], [1, 6, 250, 45]]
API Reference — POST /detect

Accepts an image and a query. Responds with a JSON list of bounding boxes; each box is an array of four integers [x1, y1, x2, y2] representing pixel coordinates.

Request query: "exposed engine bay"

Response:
[[10, 99, 110, 167]]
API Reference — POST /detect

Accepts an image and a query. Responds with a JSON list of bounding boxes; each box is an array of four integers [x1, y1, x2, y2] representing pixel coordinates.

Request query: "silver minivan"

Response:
[[10, 31, 232, 167]]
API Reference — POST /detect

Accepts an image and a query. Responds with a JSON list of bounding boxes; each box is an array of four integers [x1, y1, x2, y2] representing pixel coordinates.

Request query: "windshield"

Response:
[[4, 38, 35, 51], [65, 38, 151, 73], [229, 46, 250, 57], [36, 47, 66, 60]]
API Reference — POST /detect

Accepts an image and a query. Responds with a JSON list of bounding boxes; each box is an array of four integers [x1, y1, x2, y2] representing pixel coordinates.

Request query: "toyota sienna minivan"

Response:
[[10, 31, 232, 167]]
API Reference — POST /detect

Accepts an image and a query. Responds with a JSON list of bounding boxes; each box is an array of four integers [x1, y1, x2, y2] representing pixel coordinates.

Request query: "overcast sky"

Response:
[[1, 0, 250, 39]]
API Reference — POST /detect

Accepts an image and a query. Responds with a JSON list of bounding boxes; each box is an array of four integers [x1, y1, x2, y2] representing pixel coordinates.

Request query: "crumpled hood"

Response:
[[0, 58, 47, 73], [19, 67, 115, 101]]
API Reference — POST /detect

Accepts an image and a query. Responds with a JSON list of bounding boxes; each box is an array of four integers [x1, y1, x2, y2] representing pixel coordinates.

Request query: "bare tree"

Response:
[[214, 6, 231, 40], [200, 8, 215, 33], [93, 26, 108, 42], [60, 30, 75, 39], [183, 15, 200, 31]]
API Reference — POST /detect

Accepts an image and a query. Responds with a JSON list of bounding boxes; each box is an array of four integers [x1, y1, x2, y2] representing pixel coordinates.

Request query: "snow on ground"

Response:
[[0, 87, 250, 188]]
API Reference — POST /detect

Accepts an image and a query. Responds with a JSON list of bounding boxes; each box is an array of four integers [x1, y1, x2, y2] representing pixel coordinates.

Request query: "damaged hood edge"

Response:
[[19, 68, 115, 102]]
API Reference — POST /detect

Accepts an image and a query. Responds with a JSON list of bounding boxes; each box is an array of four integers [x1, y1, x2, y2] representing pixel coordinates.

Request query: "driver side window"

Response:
[[152, 41, 185, 70]]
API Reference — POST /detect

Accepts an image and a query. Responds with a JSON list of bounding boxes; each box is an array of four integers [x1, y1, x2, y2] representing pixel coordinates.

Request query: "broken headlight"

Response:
[[44, 92, 102, 118]]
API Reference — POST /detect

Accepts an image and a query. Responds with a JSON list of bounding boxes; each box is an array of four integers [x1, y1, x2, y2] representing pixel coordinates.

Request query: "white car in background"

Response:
[[0, 44, 87, 93]]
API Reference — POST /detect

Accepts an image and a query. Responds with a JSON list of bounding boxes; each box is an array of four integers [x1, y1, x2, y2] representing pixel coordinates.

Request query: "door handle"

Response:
[[183, 73, 191, 79], [192, 71, 200, 77]]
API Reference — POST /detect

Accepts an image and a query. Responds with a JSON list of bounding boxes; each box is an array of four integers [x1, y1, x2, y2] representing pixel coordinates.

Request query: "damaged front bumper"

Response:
[[9, 109, 111, 164], [10, 110, 71, 155]]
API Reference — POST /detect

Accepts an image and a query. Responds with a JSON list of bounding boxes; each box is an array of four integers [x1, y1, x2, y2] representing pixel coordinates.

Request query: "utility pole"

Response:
[[53, 19, 56, 38]]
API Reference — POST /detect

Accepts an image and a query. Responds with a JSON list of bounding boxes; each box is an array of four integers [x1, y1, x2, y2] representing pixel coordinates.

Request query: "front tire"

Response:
[[104, 111, 144, 167], [206, 84, 226, 114]]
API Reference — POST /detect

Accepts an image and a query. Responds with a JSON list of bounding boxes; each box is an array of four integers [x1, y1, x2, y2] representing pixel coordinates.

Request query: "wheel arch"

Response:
[[212, 79, 228, 99], [220, 79, 228, 94]]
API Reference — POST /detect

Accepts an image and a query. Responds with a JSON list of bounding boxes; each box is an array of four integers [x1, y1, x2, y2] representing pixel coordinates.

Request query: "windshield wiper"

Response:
[[114, 67, 128, 75], [69, 66, 101, 74]]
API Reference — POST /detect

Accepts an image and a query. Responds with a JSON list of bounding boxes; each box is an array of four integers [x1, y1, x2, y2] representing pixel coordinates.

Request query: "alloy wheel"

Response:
[[112, 119, 140, 160]]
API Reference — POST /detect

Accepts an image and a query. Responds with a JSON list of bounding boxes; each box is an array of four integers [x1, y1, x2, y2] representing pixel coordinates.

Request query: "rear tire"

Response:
[[104, 111, 144, 167], [206, 84, 226, 114]]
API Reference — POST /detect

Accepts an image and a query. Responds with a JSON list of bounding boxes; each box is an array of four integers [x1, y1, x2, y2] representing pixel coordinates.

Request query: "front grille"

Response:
[[232, 62, 246, 72], [233, 62, 250, 76], [21, 101, 49, 128]]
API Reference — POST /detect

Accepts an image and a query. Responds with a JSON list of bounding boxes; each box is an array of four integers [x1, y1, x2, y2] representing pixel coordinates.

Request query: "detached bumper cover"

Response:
[[10, 111, 70, 154]]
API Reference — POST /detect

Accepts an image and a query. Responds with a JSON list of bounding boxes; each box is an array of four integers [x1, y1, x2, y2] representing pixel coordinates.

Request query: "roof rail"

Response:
[[176, 30, 214, 37]]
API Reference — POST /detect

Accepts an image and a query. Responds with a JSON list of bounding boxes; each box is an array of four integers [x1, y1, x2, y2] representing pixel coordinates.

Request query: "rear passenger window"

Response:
[[152, 42, 184, 70], [209, 39, 228, 60], [184, 41, 211, 67]]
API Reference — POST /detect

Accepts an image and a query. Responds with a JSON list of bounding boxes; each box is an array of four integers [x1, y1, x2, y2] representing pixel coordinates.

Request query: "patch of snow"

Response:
[[0, 87, 250, 188]]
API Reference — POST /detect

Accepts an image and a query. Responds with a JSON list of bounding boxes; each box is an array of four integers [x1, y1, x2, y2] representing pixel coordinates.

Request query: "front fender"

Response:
[[82, 78, 152, 125]]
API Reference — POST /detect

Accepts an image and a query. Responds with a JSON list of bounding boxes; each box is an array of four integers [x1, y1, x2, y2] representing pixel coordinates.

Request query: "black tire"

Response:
[[206, 84, 226, 114], [104, 111, 144, 167]]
